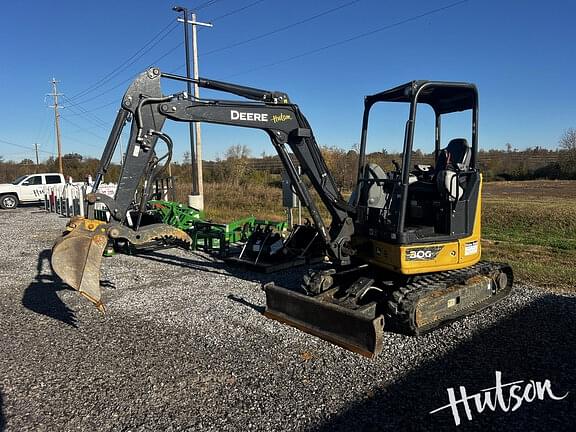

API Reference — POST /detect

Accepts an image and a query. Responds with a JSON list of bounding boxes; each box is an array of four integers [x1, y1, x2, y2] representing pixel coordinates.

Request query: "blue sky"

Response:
[[1, 0, 575, 162]]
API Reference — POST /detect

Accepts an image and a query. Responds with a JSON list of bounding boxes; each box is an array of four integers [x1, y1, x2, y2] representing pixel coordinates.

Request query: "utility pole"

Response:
[[34, 143, 40, 166], [49, 78, 63, 174], [174, 6, 212, 210], [191, 12, 209, 204], [173, 6, 196, 199]]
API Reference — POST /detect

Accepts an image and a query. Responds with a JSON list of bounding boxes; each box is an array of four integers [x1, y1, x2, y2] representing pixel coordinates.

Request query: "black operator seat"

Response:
[[435, 138, 471, 201]]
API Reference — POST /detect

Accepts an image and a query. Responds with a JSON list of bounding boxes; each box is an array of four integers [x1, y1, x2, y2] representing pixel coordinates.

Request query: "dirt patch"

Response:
[[483, 180, 576, 200]]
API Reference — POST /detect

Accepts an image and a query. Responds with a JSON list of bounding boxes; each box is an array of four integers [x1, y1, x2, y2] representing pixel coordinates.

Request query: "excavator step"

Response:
[[264, 283, 385, 357]]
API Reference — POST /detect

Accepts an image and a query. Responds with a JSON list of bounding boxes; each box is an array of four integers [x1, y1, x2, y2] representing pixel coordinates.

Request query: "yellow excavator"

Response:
[[51, 68, 513, 357]]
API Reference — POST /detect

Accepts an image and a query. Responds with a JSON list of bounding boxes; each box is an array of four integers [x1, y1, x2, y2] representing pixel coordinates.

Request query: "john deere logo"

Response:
[[230, 110, 268, 122], [405, 246, 443, 261]]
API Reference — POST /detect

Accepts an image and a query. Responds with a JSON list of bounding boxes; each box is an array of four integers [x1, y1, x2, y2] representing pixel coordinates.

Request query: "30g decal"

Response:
[[405, 246, 443, 261]]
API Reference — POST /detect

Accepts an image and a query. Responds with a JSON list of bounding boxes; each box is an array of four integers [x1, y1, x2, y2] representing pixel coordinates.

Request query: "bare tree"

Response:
[[224, 144, 251, 186], [559, 128, 576, 177], [559, 128, 576, 152], [225, 144, 251, 160]]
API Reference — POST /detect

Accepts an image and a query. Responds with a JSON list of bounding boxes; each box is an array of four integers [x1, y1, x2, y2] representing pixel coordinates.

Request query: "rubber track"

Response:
[[386, 261, 513, 335]]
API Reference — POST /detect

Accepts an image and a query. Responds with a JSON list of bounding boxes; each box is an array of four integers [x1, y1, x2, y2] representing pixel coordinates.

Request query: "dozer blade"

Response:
[[51, 217, 109, 311], [264, 283, 385, 357]]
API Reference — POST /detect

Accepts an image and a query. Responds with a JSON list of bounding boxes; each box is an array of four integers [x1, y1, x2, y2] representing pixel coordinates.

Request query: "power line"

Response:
[[145, 0, 268, 69], [62, 95, 109, 129], [68, 19, 178, 101], [60, 1, 264, 114], [77, 74, 138, 104], [34, 0, 469, 139], [203, 0, 363, 57], [158, 0, 361, 70], [33, 109, 53, 155], [0, 138, 54, 155], [68, 18, 177, 100], [224, 0, 470, 78], [60, 115, 107, 143], [146, 42, 184, 69], [59, 133, 105, 152], [64, 98, 120, 116], [47, 0, 360, 122], [209, 0, 266, 21], [195, 0, 229, 11]]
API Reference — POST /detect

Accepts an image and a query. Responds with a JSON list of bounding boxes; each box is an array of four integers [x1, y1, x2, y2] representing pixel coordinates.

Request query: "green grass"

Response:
[[482, 241, 576, 291], [483, 199, 576, 250], [482, 187, 576, 291]]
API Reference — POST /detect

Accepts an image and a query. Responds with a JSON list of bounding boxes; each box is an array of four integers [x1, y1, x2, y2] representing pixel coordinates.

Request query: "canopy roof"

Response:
[[365, 81, 477, 114]]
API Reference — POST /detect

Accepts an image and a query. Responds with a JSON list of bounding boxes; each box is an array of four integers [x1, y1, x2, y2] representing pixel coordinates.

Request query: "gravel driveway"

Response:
[[0, 207, 574, 431]]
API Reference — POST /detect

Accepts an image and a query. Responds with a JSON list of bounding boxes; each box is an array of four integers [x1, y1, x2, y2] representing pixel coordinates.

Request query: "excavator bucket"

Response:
[[51, 217, 109, 311], [264, 283, 385, 357], [51, 215, 193, 311]]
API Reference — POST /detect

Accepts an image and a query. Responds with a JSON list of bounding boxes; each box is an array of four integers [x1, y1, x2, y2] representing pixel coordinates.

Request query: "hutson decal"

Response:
[[230, 110, 268, 122]]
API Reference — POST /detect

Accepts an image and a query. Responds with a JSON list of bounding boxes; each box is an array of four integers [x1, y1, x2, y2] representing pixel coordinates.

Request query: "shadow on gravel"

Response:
[[0, 390, 5, 432], [135, 249, 311, 286], [227, 294, 265, 313], [21, 249, 78, 327], [311, 294, 576, 432]]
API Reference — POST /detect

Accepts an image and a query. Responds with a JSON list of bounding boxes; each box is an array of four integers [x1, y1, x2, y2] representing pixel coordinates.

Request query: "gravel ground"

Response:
[[0, 207, 574, 431]]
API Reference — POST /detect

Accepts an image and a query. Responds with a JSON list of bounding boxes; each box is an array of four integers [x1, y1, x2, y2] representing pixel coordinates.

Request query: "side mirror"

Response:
[[22, 180, 31, 186]]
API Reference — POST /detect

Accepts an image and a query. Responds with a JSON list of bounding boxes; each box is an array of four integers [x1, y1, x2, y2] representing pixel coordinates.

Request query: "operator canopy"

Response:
[[365, 81, 477, 114]]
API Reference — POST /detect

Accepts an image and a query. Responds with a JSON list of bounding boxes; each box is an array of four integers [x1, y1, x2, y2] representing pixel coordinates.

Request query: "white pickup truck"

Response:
[[0, 173, 66, 209]]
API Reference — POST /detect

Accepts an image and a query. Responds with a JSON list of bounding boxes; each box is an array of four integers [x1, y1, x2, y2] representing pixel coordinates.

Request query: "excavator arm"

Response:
[[51, 68, 355, 310]]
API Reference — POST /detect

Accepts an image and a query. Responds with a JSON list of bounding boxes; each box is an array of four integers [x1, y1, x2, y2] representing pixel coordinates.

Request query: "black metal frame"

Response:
[[356, 80, 479, 243]]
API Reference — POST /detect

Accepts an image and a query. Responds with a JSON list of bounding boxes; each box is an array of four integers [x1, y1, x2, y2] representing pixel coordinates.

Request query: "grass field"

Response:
[[178, 180, 576, 291], [482, 181, 576, 291]]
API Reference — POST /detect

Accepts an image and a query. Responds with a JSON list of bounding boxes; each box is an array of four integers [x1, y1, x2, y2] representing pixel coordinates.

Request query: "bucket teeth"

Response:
[[151, 232, 192, 250], [122, 223, 192, 249]]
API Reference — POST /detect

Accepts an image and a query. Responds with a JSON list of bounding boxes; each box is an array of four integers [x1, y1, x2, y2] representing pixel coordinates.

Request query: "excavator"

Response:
[[51, 67, 513, 357]]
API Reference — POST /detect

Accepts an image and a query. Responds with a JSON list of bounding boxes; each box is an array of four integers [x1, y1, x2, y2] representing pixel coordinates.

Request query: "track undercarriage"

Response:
[[264, 261, 513, 357]]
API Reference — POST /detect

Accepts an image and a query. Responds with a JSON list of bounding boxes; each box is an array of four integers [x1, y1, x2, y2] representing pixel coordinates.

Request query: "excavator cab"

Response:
[[354, 81, 481, 248]]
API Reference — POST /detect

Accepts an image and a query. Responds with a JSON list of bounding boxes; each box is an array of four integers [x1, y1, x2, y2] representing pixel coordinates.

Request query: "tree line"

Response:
[[1, 132, 575, 189]]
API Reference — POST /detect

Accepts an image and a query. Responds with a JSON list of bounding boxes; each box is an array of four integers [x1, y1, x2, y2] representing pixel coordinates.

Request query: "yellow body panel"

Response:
[[356, 176, 483, 275]]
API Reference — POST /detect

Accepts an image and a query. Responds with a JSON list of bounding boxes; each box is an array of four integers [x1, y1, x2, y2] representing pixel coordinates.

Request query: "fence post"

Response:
[[79, 185, 85, 217]]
